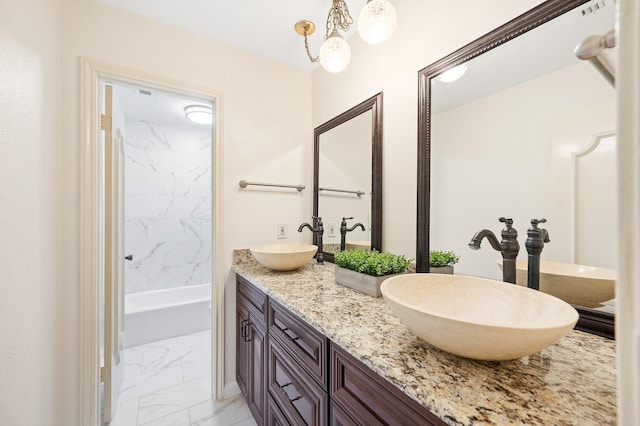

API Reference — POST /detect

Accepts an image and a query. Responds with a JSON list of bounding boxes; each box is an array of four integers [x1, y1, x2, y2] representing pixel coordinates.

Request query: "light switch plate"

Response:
[[277, 223, 287, 239]]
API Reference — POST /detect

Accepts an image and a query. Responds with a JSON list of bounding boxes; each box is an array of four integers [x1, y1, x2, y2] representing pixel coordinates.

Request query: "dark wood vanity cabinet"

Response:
[[236, 276, 267, 425], [236, 275, 445, 426]]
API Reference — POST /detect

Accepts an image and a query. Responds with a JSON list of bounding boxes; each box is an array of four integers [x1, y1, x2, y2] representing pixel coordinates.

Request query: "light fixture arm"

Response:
[[300, 23, 320, 63], [295, 0, 354, 65], [326, 0, 353, 35]]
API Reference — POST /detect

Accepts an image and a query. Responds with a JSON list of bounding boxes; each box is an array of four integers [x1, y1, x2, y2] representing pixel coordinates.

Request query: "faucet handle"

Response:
[[530, 218, 547, 227], [342, 216, 354, 221], [499, 217, 514, 227]]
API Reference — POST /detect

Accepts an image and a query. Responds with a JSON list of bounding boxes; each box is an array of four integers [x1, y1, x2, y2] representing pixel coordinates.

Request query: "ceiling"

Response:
[[98, 0, 367, 71]]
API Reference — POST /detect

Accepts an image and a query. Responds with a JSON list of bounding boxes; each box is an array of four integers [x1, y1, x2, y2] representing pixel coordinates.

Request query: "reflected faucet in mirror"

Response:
[[469, 217, 520, 284], [298, 216, 325, 264], [525, 218, 550, 291], [340, 217, 365, 252]]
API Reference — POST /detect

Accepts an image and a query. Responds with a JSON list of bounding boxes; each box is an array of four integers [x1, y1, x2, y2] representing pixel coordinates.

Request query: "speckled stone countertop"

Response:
[[232, 251, 617, 426]]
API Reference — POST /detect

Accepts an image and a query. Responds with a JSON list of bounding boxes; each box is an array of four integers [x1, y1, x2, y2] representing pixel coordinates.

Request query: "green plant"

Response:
[[429, 250, 460, 267], [334, 249, 412, 277]]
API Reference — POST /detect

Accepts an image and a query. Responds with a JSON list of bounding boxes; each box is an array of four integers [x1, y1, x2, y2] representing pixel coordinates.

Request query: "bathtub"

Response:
[[124, 283, 212, 348]]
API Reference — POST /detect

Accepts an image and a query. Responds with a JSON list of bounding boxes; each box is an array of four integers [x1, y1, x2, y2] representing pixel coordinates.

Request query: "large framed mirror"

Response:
[[417, 0, 616, 338], [313, 93, 383, 263]]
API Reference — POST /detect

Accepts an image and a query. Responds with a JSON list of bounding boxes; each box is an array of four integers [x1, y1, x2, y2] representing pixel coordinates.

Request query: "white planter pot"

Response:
[[334, 265, 403, 297]]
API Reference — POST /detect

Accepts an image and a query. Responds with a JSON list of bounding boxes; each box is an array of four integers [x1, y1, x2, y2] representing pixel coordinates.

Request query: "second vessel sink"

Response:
[[380, 274, 578, 361], [498, 260, 616, 308], [250, 243, 318, 271]]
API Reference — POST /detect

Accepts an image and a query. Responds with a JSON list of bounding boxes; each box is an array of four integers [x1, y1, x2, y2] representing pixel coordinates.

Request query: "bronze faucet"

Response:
[[524, 218, 550, 290], [339, 217, 365, 252], [469, 217, 520, 284], [298, 216, 325, 264]]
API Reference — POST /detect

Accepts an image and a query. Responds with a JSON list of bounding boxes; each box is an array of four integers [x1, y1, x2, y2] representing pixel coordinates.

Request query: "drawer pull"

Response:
[[244, 321, 253, 342], [290, 395, 302, 402], [281, 382, 293, 389], [281, 328, 300, 342], [240, 319, 248, 338]]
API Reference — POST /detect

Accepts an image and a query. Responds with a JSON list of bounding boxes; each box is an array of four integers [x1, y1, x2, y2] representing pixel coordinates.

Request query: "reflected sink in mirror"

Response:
[[345, 240, 371, 251], [380, 274, 578, 361], [250, 243, 318, 271], [498, 260, 616, 309]]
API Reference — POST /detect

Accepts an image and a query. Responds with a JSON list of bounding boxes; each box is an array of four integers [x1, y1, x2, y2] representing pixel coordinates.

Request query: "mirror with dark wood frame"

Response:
[[417, 0, 615, 339], [313, 93, 383, 263]]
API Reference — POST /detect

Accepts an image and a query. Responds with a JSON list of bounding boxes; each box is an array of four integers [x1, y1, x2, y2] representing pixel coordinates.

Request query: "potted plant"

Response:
[[429, 250, 460, 274], [333, 249, 412, 297]]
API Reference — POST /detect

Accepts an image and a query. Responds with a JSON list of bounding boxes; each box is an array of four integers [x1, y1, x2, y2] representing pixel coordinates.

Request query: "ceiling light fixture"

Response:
[[295, 0, 396, 73], [184, 105, 213, 124], [358, 0, 397, 45], [437, 64, 469, 83]]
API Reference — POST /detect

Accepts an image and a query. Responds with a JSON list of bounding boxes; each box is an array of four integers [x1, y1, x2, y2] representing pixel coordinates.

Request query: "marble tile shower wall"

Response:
[[124, 121, 212, 294]]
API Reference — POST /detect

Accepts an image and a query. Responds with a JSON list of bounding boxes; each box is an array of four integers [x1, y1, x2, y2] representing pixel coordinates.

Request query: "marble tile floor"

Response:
[[108, 329, 256, 426]]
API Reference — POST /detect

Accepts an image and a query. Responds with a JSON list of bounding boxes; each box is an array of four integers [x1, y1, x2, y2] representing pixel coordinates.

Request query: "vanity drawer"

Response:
[[330, 344, 446, 426], [330, 401, 359, 426], [266, 394, 291, 426], [268, 298, 328, 389], [268, 338, 328, 426], [238, 275, 267, 325]]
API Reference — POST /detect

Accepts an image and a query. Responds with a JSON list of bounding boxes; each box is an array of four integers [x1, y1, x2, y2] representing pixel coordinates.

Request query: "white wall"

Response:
[[0, 0, 61, 424], [312, 0, 545, 259], [124, 120, 212, 294], [58, 0, 311, 421]]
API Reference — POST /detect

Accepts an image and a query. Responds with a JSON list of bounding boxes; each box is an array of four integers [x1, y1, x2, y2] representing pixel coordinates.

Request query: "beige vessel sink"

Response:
[[498, 260, 616, 308], [380, 274, 578, 361], [250, 243, 318, 271]]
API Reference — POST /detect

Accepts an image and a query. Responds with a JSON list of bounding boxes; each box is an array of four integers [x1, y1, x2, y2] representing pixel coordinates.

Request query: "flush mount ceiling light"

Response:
[[437, 63, 469, 83], [295, 0, 396, 73], [184, 105, 213, 124]]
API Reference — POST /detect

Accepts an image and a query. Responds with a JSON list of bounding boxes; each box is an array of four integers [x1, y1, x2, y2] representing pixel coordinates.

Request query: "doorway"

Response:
[[81, 59, 226, 426], [104, 81, 215, 424]]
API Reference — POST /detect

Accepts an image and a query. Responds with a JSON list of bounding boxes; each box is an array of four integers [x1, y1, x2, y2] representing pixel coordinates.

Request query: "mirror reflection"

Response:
[[418, 0, 616, 335], [318, 110, 372, 254], [314, 93, 383, 261]]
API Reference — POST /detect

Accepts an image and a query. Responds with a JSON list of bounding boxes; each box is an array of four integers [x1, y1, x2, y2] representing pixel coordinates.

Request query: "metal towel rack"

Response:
[[238, 180, 305, 192], [319, 187, 365, 197]]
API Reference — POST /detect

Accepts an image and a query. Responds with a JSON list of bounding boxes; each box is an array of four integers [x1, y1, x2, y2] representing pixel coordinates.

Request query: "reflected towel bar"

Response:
[[319, 187, 365, 197], [238, 180, 305, 192]]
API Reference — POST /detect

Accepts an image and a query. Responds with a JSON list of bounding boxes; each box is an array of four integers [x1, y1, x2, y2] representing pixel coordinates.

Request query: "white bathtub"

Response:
[[124, 283, 212, 348]]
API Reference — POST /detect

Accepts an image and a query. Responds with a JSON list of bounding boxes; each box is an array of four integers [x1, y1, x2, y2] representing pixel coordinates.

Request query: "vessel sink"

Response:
[[380, 274, 578, 361], [250, 243, 318, 271], [498, 260, 616, 308]]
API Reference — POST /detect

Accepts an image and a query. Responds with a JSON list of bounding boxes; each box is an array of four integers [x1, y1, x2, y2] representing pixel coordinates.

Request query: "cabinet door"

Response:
[[236, 298, 250, 400], [237, 293, 267, 425], [247, 315, 266, 425]]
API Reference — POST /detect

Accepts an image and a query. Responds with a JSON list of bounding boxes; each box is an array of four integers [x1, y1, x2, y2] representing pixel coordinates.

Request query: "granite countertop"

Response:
[[232, 251, 617, 426]]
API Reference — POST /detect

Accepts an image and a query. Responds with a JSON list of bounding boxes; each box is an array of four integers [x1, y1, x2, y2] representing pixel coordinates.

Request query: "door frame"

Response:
[[79, 58, 225, 425]]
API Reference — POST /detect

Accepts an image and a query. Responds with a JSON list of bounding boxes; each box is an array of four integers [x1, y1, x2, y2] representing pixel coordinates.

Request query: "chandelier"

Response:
[[295, 0, 397, 73]]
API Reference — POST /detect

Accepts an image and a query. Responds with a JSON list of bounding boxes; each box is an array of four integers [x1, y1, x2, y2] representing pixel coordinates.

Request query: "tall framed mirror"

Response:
[[313, 93, 383, 263], [417, 0, 616, 338]]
